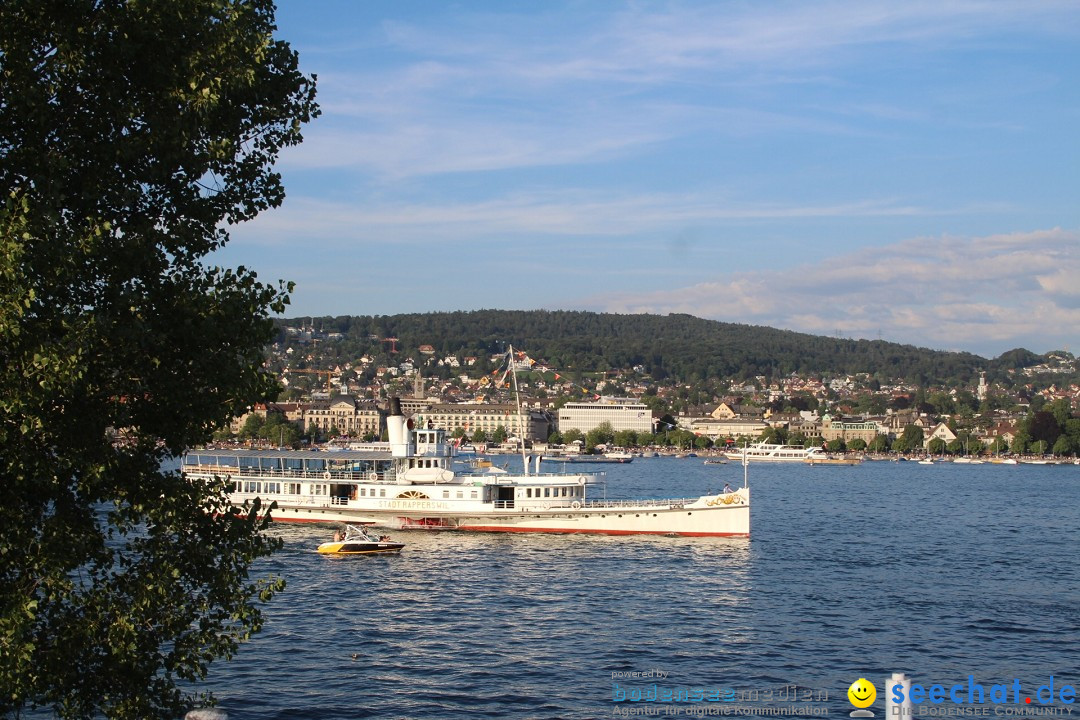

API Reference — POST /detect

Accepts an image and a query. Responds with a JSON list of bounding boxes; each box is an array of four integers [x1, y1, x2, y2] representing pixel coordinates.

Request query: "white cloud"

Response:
[[233, 190, 979, 248], [589, 227, 1080, 356]]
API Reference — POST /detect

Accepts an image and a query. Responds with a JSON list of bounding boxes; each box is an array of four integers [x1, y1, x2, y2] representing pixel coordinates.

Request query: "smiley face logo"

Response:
[[847, 678, 876, 708]]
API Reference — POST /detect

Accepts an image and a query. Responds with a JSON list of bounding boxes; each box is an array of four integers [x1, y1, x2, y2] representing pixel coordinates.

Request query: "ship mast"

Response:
[[506, 345, 530, 476]]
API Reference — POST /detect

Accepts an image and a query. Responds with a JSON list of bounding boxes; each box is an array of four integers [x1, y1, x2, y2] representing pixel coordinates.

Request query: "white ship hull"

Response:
[[232, 488, 750, 537]]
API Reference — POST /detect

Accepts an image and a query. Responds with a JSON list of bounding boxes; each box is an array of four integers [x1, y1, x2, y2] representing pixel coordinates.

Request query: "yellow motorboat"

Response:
[[317, 525, 404, 555]]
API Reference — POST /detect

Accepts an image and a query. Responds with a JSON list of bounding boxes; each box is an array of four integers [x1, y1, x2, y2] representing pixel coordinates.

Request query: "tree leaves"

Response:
[[0, 1, 316, 717]]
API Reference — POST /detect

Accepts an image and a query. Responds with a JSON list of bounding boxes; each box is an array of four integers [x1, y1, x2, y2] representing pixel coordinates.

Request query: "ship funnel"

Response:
[[386, 397, 409, 456]]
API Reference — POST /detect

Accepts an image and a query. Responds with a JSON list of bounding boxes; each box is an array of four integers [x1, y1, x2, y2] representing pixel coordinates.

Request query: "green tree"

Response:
[[0, 2, 317, 718], [562, 428, 584, 446], [847, 438, 867, 452], [927, 437, 947, 455], [894, 424, 925, 453], [868, 434, 890, 453], [1049, 398, 1072, 428], [1027, 410, 1061, 449], [471, 427, 488, 443], [492, 425, 508, 443], [758, 426, 788, 444], [1066, 418, 1080, 446], [614, 429, 638, 448], [826, 438, 846, 453], [927, 392, 955, 416], [585, 421, 615, 450], [260, 412, 299, 446], [1052, 435, 1073, 456], [239, 412, 266, 440]]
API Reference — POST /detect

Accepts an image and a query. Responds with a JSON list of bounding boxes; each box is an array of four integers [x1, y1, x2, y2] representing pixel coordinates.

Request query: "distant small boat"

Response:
[[917, 459, 934, 465], [805, 456, 862, 466], [544, 455, 630, 468], [703, 459, 728, 465]]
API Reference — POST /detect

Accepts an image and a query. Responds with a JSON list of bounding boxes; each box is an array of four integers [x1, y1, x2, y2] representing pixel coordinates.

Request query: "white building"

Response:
[[557, 397, 653, 434], [420, 403, 551, 441]]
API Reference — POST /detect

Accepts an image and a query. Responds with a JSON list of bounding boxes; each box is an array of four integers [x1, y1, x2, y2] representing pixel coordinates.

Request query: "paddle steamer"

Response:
[[183, 398, 749, 537]]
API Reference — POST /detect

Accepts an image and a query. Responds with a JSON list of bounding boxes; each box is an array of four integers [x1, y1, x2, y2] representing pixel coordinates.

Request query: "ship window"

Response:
[[287, 483, 300, 494], [456, 491, 463, 499], [380, 489, 386, 497], [471, 491, 478, 499], [442, 490, 449, 499], [544, 488, 551, 498], [526, 488, 532, 498], [359, 488, 366, 497]]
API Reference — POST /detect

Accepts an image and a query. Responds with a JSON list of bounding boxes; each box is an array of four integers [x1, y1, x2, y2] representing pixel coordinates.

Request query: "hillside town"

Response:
[[218, 327, 1080, 459]]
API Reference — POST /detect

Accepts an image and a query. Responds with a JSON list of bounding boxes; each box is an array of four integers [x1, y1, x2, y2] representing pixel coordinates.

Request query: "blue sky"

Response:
[[220, 1, 1080, 359]]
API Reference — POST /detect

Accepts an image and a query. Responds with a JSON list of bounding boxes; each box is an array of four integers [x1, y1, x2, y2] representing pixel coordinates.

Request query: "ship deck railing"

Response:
[[490, 497, 701, 510], [185, 464, 395, 483], [584, 497, 699, 508]]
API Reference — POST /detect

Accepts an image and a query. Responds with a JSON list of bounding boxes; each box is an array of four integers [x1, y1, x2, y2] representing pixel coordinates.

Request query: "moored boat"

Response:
[[724, 442, 826, 463], [805, 456, 862, 466], [552, 454, 631, 464]]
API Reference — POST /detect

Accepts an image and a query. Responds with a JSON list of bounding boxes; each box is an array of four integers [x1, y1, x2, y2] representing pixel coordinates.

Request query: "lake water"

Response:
[[198, 458, 1080, 719]]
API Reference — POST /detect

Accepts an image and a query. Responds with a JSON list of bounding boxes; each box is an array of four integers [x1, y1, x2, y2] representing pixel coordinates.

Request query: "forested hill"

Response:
[[274, 310, 1031, 386]]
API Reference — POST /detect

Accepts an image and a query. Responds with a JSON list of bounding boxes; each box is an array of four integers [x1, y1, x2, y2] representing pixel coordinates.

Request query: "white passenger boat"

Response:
[[724, 442, 826, 463], [183, 396, 749, 537]]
